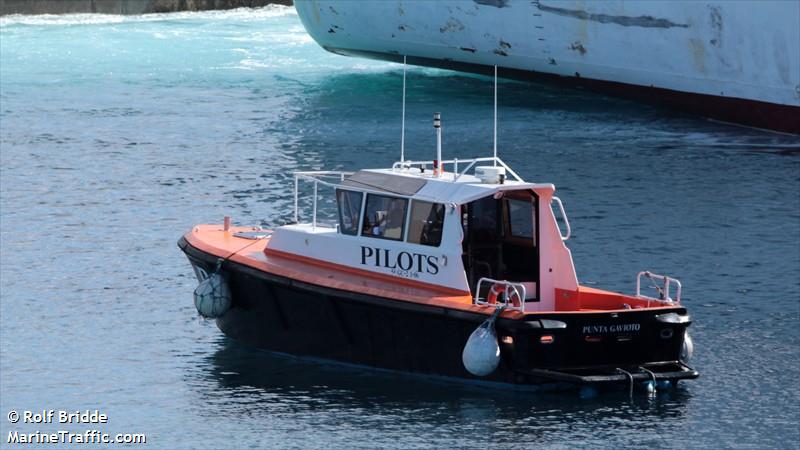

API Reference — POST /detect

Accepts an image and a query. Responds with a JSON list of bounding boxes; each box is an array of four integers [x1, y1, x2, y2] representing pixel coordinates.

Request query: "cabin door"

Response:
[[462, 191, 539, 300]]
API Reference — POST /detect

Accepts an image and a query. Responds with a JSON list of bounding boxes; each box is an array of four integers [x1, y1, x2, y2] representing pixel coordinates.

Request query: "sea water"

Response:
[[1, 6, 799, 448]]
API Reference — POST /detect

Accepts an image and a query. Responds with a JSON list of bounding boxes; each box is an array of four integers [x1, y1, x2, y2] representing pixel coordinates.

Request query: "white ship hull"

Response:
[[295, 0, 800, 133]]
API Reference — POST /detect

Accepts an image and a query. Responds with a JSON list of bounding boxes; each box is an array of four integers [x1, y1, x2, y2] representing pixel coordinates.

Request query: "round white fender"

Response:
[[681, 330, 694, 363], [462, 306, 505, 377], [194, 260, 232, 319]]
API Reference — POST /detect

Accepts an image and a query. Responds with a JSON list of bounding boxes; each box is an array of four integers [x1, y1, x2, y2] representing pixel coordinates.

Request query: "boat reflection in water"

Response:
[[201, 338, 693, 432]]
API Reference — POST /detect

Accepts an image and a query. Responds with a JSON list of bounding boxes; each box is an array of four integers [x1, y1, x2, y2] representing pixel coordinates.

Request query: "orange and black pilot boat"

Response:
[[179, 111, 698, 391]]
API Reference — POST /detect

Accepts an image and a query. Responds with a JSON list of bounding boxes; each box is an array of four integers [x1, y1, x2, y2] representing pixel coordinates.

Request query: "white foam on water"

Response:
[[0, 13, 127, 26], [233, 58, 274, 70], [224, 31, 313, 46], [0, 4, 294, 27]]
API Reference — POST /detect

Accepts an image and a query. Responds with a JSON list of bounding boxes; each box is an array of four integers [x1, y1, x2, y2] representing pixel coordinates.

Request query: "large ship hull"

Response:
[[295, 0, 800, 134]]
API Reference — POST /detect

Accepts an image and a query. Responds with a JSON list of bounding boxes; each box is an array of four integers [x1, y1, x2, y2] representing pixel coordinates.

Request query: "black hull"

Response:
[[180, 238, 698, 387]]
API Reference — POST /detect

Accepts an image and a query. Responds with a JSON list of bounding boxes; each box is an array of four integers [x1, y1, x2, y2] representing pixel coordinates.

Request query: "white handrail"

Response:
[[293, 171, 354, 227], [474, 277, 526, 312], [552, 196, 571, 241], [295, 172, 413, 199], [636, 271, 682, 305], [392, 156, 524, 183], [312, 180, 318, 229]]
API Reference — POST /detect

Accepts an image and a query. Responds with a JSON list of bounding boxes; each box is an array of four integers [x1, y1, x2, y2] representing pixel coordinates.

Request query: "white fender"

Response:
[[194, 261, 232, 319], [462, 306, 504, 376]]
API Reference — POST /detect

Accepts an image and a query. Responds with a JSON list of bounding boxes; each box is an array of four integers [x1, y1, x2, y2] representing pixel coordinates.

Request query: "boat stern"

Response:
[[497, 305, 698, 387]]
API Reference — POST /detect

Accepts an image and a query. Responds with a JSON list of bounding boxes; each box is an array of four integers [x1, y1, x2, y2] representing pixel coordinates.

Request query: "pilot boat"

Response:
[[178, 111, 698, 391]]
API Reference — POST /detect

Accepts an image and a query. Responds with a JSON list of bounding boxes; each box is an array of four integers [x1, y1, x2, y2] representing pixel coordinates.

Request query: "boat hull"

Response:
[[180, 237, 698, 387], [295, 0, 800, 134]]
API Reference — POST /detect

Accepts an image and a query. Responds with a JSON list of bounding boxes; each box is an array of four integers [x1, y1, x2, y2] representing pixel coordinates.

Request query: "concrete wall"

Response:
[[0, 0, 292, 15]]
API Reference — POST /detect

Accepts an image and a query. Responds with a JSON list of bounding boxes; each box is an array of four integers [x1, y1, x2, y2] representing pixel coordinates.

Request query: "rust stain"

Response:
[[474, 0, 508, 8], [709, 4, 722, 48], [569, 41, 587, 55], [440, 18, 465, 33], [536, 1, 688, 28], [689, 38, 706, 73]]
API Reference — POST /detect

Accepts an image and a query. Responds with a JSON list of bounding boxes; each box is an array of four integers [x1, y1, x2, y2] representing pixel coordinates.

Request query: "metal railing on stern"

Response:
[[635, 271, 682, 306], [474, 277, 527, 312]]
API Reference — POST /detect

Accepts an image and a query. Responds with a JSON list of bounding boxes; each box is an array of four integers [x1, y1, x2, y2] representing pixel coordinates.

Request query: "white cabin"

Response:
[[265, 157, 579, 313]]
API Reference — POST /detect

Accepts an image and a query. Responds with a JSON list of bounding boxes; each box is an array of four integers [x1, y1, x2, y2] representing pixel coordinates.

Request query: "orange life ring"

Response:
[[487, 283, 522, 308]]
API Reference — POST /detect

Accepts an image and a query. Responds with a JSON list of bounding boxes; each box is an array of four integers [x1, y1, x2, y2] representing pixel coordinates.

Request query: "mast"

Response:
[[434, 112, 441, 176], [493, 65, 497, 166], [401, 55, 407, 163]]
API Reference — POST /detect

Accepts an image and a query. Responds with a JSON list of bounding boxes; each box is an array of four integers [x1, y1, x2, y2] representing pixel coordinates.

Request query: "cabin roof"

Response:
[[342, 168, 555, 204], [342, 170, 427, 196]]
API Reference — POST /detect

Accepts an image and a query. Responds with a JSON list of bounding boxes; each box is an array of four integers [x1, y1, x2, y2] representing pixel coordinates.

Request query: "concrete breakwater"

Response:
[[1, 0, 291, 15]]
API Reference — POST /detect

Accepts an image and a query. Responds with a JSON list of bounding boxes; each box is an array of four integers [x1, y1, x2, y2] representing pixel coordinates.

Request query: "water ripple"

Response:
[[1, 7, 799, 449]]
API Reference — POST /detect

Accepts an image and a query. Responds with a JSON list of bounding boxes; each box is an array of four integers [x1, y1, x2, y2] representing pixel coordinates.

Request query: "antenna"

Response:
[[493, 65, 497, 166], [401, 55, 407, 163]]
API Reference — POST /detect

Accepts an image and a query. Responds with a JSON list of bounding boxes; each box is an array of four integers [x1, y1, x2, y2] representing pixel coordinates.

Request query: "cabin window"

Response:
[[407, 201, 444, 247], [507, 198, 534, 239], [336, 189, 363, 236], [361, 194, 408, 241]]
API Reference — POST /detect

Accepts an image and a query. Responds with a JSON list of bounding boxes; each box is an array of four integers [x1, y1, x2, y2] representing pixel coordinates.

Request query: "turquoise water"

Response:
[[2, 6, 800, 449]]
